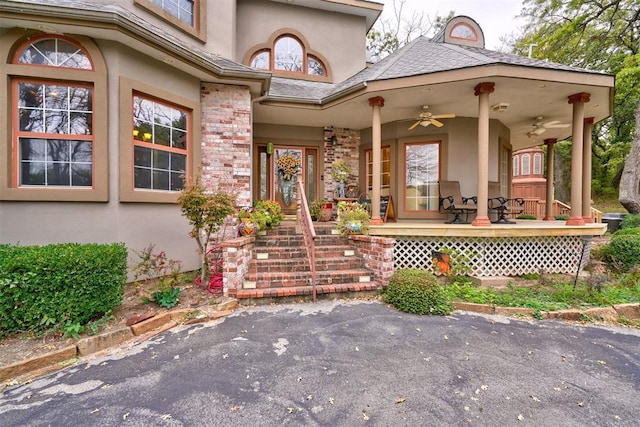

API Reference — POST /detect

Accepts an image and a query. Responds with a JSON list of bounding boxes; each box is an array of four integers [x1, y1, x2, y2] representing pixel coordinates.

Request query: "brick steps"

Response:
[[239, 220, 377, 300]]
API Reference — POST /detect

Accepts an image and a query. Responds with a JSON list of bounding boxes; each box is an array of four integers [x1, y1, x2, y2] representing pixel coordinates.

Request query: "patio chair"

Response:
[[488, 181, 525, 224], [439, 181, 477, 224]]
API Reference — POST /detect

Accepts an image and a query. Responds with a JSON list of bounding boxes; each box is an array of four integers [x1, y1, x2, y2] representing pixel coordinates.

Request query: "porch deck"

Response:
[[369, 220, 606, 238], [366, 220, 606, 277]]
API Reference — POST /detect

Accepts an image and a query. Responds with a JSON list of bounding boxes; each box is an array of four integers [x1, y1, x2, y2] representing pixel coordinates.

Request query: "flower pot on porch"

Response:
[[319, 202, 333, 222]]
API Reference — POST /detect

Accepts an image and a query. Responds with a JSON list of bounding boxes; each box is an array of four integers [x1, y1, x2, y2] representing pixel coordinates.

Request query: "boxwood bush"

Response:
[[606, 228, 640, 273], [621, 214, 640, 230], [383, 269, 452, 315], [0, 243, 127, 337]]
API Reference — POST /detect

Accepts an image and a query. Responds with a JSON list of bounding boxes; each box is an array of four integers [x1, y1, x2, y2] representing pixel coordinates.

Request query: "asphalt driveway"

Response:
[[1, 300, 639, 426]]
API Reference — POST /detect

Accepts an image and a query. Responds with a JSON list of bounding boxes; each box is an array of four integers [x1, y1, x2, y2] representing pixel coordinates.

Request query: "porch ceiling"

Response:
[[254, 70, 614, 151]]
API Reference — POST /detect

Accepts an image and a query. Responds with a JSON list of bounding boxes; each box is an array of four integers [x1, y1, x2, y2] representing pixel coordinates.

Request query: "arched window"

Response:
[[513, 155, 519, 176], [12, 35, 97, 190], [533, 153, 542, 175], [522, 153, 531, 176], [247, 33, 328, 79], [449, 22, 478, 42]]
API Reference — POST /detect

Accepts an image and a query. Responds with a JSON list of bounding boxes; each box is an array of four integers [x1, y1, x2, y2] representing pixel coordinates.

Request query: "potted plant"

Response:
[[330, 160, 352, 198], [237, 206, 259, 236], [238, 201, 285, 236], [337, 201, 370, 235]]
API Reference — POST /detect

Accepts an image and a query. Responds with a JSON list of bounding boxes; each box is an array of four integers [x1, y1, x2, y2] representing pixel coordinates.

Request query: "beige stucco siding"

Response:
[[236, 0, 367, 81]]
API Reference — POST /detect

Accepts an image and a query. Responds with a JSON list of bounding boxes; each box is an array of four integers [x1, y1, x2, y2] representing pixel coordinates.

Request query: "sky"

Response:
[[380, 0, 526, 51]]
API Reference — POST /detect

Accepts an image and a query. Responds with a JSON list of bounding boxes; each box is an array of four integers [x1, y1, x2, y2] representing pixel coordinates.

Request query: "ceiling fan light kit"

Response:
[[491, 102, 509, 112]]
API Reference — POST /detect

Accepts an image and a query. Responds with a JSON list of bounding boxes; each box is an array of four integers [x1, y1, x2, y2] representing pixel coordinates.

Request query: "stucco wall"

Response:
[[236, 0, 367, 81], [0, 39, 206, 274]]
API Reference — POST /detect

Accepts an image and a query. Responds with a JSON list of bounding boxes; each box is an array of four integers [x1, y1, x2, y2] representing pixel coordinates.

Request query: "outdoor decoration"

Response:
[[237, 201, 285, 236], [330, 160, 352, 198], [337, 201, 370, 235], [277, 153, 301, 206]]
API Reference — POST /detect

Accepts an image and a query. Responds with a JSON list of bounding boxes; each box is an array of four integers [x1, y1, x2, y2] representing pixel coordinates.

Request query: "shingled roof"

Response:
[[269, 35, 606, 103]]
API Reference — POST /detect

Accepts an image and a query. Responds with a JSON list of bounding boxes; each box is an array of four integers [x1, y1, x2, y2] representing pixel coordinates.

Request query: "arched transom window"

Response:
[[249, 34, 327, 78], [17, 37, 92, 69]]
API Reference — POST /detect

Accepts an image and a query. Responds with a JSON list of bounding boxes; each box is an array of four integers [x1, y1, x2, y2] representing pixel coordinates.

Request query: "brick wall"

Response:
[[221, 236, 254, 297], [200, 83, 252, 206], [323, 127, 361, 200], [350, 235, 395, 288]]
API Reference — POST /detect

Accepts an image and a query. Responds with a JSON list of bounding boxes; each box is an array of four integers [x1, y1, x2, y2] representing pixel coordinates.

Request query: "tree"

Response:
[[177, 175, 237, 286], [514, 0, 640, 212], [367, 0, 453, 61]]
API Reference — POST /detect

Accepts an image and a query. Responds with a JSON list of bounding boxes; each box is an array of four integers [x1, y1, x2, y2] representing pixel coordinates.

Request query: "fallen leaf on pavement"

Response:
[[394, 398, 406, 404]]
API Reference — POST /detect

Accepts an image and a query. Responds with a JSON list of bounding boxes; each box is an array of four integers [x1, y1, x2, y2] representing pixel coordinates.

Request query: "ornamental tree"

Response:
[[177, 175, 236, 286]]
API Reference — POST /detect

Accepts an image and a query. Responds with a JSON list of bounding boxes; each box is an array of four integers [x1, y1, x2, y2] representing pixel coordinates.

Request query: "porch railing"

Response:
[[520, 198, 602, 222], [296, 179, 317, 302]]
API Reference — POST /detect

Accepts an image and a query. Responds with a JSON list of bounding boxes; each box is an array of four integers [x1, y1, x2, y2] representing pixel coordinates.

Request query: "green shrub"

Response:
[[554, 214, 569, 221], [383, 269, 452, 315], [0, 243, 127, 337], [516, 214, 537, 220], [607, 232, 640, 272], [621, 214, 640, 229]]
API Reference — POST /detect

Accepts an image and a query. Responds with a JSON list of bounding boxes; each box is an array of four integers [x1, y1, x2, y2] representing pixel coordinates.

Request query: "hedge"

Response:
[[0, 243, 127, 337], [383, 269, 452, 315]]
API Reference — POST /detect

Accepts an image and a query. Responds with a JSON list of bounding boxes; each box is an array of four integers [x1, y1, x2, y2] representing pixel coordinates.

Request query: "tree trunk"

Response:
[[619, 100, 640, 214]]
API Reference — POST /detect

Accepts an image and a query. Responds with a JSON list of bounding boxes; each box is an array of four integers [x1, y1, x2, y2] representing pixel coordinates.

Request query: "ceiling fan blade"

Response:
[[545, 123, 570, 128], [431, 113, 456, 119], [431, 119, 444, 127], [408, 120, 421, 130]]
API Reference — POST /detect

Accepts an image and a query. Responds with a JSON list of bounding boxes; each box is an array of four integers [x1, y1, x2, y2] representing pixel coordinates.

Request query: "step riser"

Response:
[[253, 246, 356, 260], [249, 257, 364, 273], [254, 235, 349, 247], [245, 271, 372, 288]]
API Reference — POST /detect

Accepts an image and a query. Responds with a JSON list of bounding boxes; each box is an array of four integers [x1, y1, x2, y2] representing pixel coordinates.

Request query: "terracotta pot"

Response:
[[238, 221, 258, 236], [319, 207, 333, 222]]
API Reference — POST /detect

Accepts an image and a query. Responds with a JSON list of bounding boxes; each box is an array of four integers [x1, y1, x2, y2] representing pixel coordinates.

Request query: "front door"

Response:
[[256, 145, 318, 215]]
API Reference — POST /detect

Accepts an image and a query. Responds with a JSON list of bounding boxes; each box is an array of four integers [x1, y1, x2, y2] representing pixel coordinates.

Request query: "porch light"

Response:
[[491, 102, 509, 112], [330, 135, 338, 145]]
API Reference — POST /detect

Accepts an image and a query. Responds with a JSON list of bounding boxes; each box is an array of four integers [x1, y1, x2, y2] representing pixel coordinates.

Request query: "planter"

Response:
[[319, 202, 333, 222], [343, 219, 363, 234], [238, 221, 259, 237]]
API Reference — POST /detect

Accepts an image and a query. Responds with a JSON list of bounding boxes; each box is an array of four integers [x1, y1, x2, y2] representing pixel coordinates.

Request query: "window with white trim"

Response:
[[522, 153, 531, 176], [533, 152, 542, 175], [132, 94, 189, 191], [513, 155, 519, 176]]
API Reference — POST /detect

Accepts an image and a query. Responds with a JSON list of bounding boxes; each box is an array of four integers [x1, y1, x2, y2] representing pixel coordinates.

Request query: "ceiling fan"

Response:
[[408, 105, 456, 130], [524, 116, 570, 138]]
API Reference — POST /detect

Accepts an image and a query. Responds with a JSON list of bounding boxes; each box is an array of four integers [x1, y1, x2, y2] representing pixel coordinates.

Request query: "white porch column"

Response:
[[582, 117, 595, 223], [472, 82, 494, 227], [369, 96, 385, 226], [543, 138, 557, 221], [567, 92, 590, 226]]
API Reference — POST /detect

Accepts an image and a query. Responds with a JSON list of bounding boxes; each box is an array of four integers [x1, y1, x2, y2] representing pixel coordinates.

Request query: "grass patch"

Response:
[[442, 279, 640, 313]]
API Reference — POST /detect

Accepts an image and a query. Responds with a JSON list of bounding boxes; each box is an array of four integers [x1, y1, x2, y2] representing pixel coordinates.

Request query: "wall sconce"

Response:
[[330, 135, 338, 145], [491, 102, 510, 113]]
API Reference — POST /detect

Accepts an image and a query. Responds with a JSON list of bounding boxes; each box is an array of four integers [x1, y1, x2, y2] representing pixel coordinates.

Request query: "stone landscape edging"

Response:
[[1, 300, 639, 387]]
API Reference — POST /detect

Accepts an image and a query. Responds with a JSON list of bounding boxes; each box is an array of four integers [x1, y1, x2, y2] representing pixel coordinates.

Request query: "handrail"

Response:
[[296, 179, 317, 302]]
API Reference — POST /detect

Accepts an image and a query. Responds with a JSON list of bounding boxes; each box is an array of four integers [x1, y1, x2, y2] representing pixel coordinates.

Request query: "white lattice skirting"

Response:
[[393, 236, 593, 276]]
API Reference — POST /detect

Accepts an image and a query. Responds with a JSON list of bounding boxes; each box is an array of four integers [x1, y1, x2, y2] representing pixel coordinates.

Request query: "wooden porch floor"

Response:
[[369, 220, 607, 238]]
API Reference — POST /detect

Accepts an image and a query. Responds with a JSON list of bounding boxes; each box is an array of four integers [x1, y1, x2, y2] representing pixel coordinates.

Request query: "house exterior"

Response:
[[0, 0, 614, 282]]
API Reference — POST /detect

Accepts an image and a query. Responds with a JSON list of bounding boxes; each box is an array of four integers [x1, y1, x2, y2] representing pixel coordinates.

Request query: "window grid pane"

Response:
[[151, 0, 195, 26], [366, 147, 391, 197], [522, 154, 531, 176], [274, 36, 303, 72], [19, 138, 92, 187], [17, 38, 92, 69], [133, 94, 189, 191]]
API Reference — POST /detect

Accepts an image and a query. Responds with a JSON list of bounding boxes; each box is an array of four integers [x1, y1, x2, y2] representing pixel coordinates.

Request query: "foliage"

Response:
[[605, 230, 640, 272], [366, 0, 453, 60], [0, 243, 127, 338], [177, 174, 236, 286], [309, 199, 322, 220], [442, 278, 639, 312], [383, 269, 452, 315], [330, 160, 352, 183], [238, 200, 285, 231], [516, 214, 537, 220], [432, 247, 474, 283], [276, 153, 301, 180], [514, 0, 639, 203], [337, 201, 371, 235], [621, 214, 640, 229], [554, 214, 569, 221], [131, 244, 183, 307]]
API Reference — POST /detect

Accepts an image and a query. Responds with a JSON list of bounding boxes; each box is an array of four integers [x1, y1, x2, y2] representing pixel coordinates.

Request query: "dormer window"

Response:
[[449, 22, 478, 42], [247, 32, 329, 81]]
